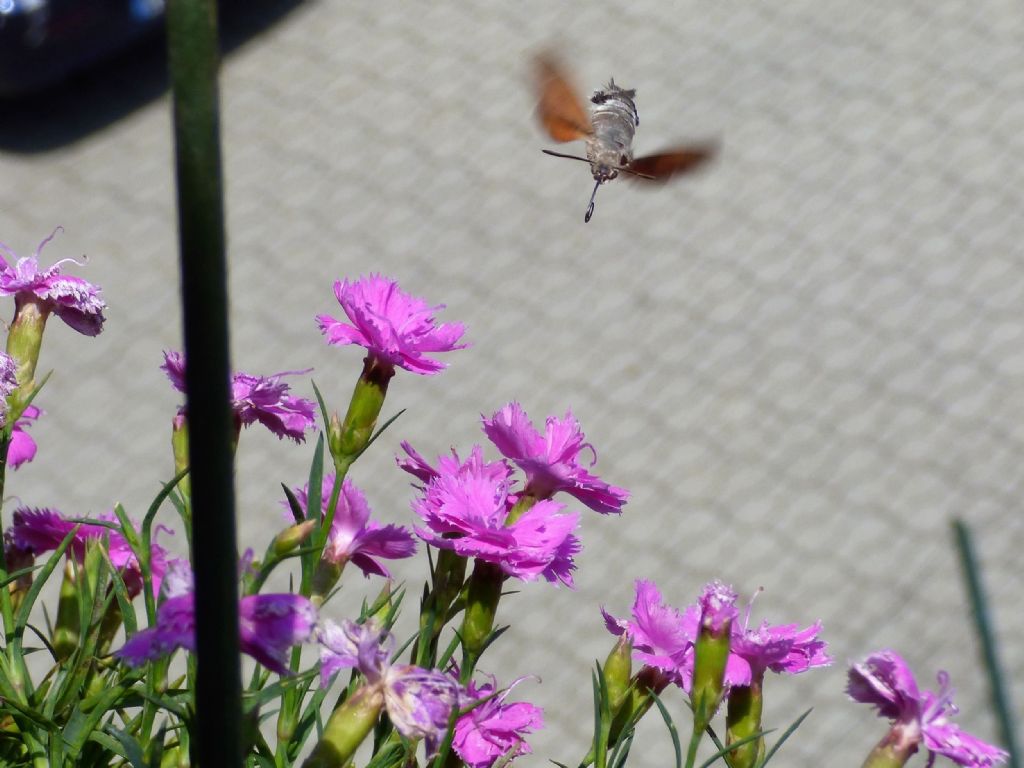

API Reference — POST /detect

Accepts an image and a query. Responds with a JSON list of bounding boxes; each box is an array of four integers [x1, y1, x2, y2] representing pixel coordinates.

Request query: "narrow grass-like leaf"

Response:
[[0, 563, 41, 589], [241, 668, 319, 711], [306, 433, 325, 525], [650, 688, 682, 768], [436, 629, 463, 669], [14, 527, 79, 663], [90, 728, 143, 766], [759, 707, 811, 767], [1, 694, 58, 729], [697, 729, 772, 768], [359, 408, 406, 456], [311, 380, 330, 430], [63, 683, 130, 758], [953, 519, 1020, 768], [143, 469, 191, 535], [609, 730, 635, 768], [281, 483, 305, 524], [591, 664, 610, 768], [365, 741, 406, 768], [428, 690, 462, 768]]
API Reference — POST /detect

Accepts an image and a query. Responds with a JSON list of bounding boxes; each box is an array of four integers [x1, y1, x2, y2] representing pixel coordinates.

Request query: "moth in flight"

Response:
[[533, 52, 716, 222]]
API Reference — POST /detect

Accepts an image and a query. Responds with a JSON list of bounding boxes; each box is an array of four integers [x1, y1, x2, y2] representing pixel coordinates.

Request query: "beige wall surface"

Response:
[[1, 1, 1021, 764]]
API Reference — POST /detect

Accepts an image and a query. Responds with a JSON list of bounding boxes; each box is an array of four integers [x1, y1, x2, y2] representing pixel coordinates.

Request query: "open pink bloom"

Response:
[[728, 597, 830, 685], [5, 507, 172, 598], [316, 274, 467, 375], [481, 402, 628, 514], [454, 677, 544, 768], [117, 565, 317, 675], [847, 651, 1008, 768], [396, 440, 442, 484], [0, 228, 106, 336], [318, 619, 461, 746], [8, 405, 41, 469], [405, 443, 580, 586], [603, 579, 699, 689], [603, 580, 748, 692], [162, 351, 316, 442], [289, 473, 416, 577]]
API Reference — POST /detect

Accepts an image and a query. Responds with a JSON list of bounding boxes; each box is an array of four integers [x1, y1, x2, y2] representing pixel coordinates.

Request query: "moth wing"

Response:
[[626, 144, 717, 183], [533, 53, 593, 142]]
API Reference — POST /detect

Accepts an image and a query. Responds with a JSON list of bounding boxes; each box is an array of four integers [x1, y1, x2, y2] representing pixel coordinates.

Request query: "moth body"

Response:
[[586, 80, 639, 182], [533, 51, 716, 222]]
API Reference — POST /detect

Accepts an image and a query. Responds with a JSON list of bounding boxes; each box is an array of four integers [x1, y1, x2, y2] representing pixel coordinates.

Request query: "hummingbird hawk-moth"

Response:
[[533, 52, 716, 222]]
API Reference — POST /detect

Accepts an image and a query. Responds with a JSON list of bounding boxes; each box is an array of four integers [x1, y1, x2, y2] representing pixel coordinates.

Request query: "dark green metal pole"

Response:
[[166, 1, 241, 765]]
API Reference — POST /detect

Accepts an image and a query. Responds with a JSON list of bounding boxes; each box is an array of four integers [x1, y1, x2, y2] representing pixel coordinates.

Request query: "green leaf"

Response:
[[953, 519, 1021, 766], [311, 380, 330, 431], [62, 683, 131, 758], [359, 408, 406, 456], [306, 433, 325, 524], [98, 725, 148, 768], [591, 664, 610, 768], [281, 482, 305, 525], [0, 563, 42, 590], [758, 708, 811, 767], [650, 688, 682, 768], [697, 728, 772, 768], [609, 731, 635, 768]]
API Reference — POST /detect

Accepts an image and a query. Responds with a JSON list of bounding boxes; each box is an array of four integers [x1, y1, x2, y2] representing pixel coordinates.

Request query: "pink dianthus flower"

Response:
[[5, 507, 172, 598], [117, 563, 317, 675], [162, 351, 316, 442], [0, 228, 106, 336], [402, 443, 580, 586], [481, 402, 628, 514], [316, 274, 467, 375], [288, 473, 416, 577], [848, 651, 1008, 768], [453, 677, 544, 768], [602, 580, 749, 692], [318, 619, 461, 747]]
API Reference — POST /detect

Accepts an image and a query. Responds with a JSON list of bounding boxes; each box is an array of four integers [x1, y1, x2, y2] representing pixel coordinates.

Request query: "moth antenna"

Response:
[[585, 178, 601, 223], [541, 149, 591, 165]]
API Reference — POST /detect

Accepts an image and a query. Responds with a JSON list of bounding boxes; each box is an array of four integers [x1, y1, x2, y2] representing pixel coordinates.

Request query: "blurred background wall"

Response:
[[1, 1, 1021, 764]]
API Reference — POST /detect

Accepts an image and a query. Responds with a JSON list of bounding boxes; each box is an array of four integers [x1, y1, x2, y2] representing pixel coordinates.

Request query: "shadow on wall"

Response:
[[0, 0, 304, 154]]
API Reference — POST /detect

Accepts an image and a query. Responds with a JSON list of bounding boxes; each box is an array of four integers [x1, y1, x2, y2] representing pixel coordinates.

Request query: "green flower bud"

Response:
[[603, 635, 633, 715], [329, 357, 393, 474], [273, 520, 316, 556], [461, 560, 504, 665], [303, 685, 384, 768], [725, 680, 764, 768]]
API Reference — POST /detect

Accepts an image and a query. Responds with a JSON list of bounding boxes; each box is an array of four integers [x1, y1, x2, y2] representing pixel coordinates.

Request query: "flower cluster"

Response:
[[5, 507, 174, 598], [603, 579, 830, 693], [0, 257, 1009, 768], [117, 562, 318, 675], [398, 402, 628, 587]]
